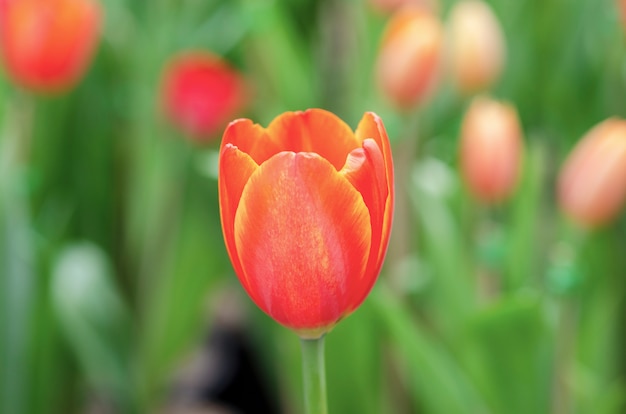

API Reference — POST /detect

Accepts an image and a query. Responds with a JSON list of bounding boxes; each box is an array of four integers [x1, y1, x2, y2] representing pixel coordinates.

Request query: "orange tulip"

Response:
[[558, 118, 626, 228], [218, 109, 394, 338], [0, 0, 102, 94], [376, 7, 443, 109], [369, 0, 438, 14], [459, 97, 523, 203], [160, 51, 247, 141], [447, 0, 505, 94]]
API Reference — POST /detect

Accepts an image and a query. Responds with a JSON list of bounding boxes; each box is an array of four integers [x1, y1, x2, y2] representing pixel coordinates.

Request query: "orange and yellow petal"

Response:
[[266, 109, 360, 170], [218, 144, 259, 299], [233, 151, 372, 331], [355, 113, 394, 195], [341, 139, 386, 272], [355, 112, 394, 260], [341, 138, 389, 310], [220, 118, 283, 165]]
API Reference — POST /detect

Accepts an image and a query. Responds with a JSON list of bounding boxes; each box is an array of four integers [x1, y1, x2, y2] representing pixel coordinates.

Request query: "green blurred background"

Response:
[[1, 0, 625, 413]]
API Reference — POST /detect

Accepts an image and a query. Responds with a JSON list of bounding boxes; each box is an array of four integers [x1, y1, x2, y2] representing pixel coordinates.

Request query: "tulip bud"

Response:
[[558, 118, 626, 228], [376, 8, 443, 109], [0, 0, 102, 94], [447, 0, 505, 94], [219, 109, 394, 338], [369, 0, 438, 14], [459, 97, 523, 203], [160, 51, 247, 141]]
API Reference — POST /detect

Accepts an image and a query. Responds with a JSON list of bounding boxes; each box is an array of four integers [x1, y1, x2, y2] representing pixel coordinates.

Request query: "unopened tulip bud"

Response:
[[460, 97, 523, 203], [447, 0, 505, 94], [0, 0, 102, 94], [558, 118, 626, 228], [369, 0, 437, 14], [160, 51, 247, 141], [376, 8, 443, 109]]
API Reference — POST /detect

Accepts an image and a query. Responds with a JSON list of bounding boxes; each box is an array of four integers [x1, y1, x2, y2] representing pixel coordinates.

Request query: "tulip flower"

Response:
[[218, 109, 394, 338], [447, 0, 505, 94], [459, 97, 523, 203], [0, 0, 102, 94], [558, 118, 626, 228], [160, 51, 247, 141], [376, 7, 443, 109], [369, 0, 438, 14]]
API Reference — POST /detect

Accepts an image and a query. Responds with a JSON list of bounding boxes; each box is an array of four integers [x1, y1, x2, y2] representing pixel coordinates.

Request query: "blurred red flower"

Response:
[[0, 0, 102, 94], [218, 109, 394, 338], [160, 51, 247, 141]]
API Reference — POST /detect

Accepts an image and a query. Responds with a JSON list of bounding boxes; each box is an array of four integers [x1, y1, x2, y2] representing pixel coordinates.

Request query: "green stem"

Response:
[[300, 336, 328, 414]]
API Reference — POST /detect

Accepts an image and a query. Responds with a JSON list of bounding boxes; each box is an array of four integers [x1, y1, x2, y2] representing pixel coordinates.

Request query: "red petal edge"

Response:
[[341, 138, 388, 311], [355, 112, 394, 267], [218, 143, 259, 302]]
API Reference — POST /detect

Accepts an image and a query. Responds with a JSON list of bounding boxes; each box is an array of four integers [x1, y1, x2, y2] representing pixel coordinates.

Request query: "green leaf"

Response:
[[505, 139, 548, 290], [460, 293, 552, 414], [0, 177, 36, 414], [326, 300, 386, 414], [51, 242, 135, 412], [409, 158, 475, 331], [372, 286, 489, 414]]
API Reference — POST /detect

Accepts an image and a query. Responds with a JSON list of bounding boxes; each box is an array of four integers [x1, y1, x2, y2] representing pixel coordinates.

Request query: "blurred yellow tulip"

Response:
[[447, 0, 505, 94], [376, 7, 443, 110]]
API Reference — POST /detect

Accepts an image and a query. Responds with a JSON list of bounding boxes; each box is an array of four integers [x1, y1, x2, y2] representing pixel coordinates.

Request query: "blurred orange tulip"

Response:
[[558, 118, 626, 228], [447, 0, 505, 94], [369, 0, 437, 14], [160, 51, 247, 141], [218, 109, 394, 338], [376, 7, 443, 109], [0, 0, 102, 93], [460, 97, 523, 203]]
